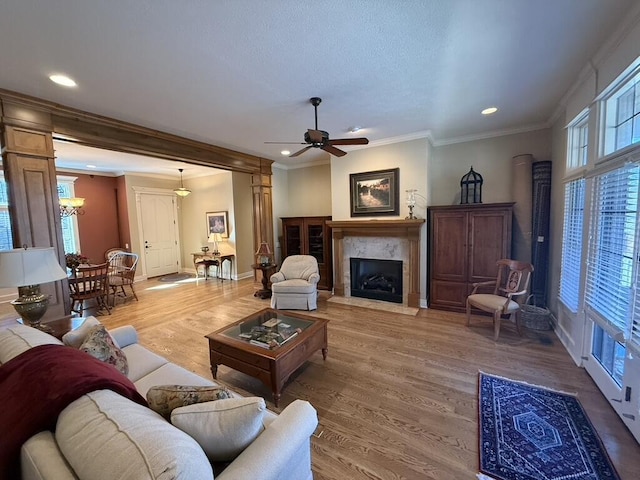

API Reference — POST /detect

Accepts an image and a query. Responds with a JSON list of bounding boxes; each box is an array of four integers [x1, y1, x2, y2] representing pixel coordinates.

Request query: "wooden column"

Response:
[[251, 164, 274, 268], [0, 99, 70, 318], [332, 228, 345, 296]]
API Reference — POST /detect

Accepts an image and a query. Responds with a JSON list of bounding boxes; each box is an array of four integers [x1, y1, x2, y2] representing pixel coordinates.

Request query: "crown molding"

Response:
[[433, 123, 550, 147]]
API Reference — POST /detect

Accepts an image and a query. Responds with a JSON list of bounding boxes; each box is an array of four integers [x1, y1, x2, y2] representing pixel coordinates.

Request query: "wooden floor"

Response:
[[2, 275, 639, 479]]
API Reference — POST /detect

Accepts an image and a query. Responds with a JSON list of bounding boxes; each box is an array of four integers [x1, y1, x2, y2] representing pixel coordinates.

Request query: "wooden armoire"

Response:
[[428, 203, 514, 312], [281, 216, 333, 290]]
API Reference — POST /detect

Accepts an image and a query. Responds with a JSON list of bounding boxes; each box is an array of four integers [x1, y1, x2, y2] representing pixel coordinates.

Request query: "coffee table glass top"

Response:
[[221, 309, 314, 350]]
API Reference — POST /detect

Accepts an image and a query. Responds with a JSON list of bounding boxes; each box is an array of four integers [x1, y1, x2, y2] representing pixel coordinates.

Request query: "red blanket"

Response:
[[0, 344, 147, 479]]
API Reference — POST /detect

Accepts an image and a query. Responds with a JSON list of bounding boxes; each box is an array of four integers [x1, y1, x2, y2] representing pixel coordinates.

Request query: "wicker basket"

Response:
[[521, 296, 552, 331]]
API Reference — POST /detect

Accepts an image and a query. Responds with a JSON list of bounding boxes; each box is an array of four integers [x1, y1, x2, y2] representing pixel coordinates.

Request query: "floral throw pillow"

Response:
[[146, 385, 232, 418], [79, 325, 129, 376]]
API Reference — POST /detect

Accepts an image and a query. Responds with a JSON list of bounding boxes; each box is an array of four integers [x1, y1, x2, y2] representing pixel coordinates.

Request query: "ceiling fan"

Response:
[[265, 97, 369, 157]]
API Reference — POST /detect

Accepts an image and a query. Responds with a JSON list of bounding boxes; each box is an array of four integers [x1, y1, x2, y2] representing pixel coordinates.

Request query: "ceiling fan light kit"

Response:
[[266, 97, 369, 158]]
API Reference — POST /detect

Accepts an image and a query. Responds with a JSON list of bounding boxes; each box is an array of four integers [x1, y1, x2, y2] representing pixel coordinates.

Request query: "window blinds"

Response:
[[585, 163, 639, 333], [559, 179, 585, 312]]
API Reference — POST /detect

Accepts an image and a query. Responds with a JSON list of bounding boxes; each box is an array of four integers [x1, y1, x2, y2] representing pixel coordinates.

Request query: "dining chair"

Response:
[[108, 252, 139, 305], [465, 259, 534, 340], [68, 262, 111, 316]]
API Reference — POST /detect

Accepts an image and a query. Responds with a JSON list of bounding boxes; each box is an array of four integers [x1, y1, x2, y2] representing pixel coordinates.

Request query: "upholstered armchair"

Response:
[[270, 255, 320, 310]]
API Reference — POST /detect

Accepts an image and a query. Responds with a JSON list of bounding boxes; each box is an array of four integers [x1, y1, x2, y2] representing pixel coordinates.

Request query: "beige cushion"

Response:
[[467, 294, 520, 313], [277, 255, 319, 281], [271, 278, 317, 294], [146, 384, 231, 418], [61, 316, 102, 348], [0, 325, 62, 364], [79, 325, 129, 375], [171, 397, 266, 461], [56, 390, 213, 480]]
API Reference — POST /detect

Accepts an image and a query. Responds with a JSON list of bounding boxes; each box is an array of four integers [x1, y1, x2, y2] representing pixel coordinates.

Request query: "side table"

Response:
[[252, 263, 277, 299], [18, 315, 85, 340]]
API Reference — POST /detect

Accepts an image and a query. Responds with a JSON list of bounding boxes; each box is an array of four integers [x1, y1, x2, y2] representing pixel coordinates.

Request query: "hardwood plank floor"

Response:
[[2, 275, 638, 479]]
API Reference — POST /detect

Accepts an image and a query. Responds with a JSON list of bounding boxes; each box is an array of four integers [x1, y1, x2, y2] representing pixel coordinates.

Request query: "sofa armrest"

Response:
[[307, 273, 320, 285], [270, 271, 285, 283], [109, 326, 138, 348], [217, 400, 318, 480]]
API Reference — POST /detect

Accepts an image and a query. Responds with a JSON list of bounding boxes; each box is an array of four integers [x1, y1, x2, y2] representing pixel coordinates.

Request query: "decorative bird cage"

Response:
[[460, 166, 483, 204]]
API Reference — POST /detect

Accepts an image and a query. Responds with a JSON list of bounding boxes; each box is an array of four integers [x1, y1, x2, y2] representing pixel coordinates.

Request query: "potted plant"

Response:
[[65, 252, 88, 274]]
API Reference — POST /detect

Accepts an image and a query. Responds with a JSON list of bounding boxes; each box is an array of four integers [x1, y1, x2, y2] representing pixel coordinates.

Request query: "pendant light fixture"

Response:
[[174, 168, 191, 197]]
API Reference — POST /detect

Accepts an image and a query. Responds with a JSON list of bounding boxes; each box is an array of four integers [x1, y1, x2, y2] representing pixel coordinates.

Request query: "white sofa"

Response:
[[0, 322, 318, 480]]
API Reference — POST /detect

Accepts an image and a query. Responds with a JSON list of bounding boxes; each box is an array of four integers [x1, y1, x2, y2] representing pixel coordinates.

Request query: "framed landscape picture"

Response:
[[349, 168, 399, 217], [206, 211, 229, 238]]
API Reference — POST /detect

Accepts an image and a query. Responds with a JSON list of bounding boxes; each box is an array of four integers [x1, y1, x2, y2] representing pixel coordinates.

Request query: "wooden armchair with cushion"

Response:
[[466, 259, 533, 340]]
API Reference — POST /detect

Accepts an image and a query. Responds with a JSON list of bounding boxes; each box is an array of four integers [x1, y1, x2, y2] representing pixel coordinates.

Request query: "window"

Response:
[[558, 179, 585, 312], [585, 163, 639, 332], [0, 174, 80, 254], [603, 69, 640, 156], [57, 177, 81, 254], [567, 114, 589, 169], [0, 174, 12, 251]]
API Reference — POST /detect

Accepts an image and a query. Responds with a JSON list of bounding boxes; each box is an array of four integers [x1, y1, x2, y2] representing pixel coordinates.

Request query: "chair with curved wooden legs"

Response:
[[68, 263, 111, 316], [108, 252, 139, 306], [466, 259, 533, 340]]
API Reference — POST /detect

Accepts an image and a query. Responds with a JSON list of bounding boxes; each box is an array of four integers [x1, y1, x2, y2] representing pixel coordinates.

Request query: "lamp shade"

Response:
[[0, 247, 68, 287]]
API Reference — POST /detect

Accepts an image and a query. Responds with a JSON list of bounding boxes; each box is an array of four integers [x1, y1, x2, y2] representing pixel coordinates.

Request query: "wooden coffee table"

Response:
[[205, 308, 328, 406]]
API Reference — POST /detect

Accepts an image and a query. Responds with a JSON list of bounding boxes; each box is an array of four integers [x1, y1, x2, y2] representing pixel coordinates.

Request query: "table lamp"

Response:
[[0, 246, 68, 329], [208, 233, 222, 255], [255, 242, 273, 266]]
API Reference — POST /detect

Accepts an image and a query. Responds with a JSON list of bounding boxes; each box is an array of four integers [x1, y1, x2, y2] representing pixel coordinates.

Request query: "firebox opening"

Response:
[[350, 258, 403, 304]]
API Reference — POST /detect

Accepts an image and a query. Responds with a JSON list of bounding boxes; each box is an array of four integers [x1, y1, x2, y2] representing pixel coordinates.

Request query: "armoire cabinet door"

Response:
[[428, 203, 513, 312], [281, 216, 333, 290]]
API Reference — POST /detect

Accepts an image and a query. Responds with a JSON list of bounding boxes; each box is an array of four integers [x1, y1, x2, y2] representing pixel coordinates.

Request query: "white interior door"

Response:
[[140, 193, 178, 277]]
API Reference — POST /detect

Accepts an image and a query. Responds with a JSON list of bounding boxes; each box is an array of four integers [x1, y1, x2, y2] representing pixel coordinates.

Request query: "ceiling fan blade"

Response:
[[327, 137, 369, 146], [307, 129, 324, 143], [264, 141, 307, 144], [322, 144, 347, 157], [289, 146, 313, 157]]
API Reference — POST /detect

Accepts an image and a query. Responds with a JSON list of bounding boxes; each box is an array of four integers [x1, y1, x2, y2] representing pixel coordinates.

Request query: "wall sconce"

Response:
[[460, 166, 483, 204], [59, 197, 85, 217], [174, 168, 191, 197]]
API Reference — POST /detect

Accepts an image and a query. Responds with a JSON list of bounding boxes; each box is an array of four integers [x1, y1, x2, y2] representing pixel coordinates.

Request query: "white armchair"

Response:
[[270, 255, 320, 310]]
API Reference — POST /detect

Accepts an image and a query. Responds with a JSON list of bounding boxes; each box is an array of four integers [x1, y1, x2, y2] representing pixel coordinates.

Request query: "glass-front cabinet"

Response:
[[281, 216, 332, 290]]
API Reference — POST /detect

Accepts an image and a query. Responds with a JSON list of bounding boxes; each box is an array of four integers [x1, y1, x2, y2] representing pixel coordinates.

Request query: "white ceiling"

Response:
[[0, 0, 636, 175]]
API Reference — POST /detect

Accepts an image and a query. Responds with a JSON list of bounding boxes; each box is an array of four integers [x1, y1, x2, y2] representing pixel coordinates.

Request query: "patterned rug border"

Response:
[[477, 371, 621, 480]]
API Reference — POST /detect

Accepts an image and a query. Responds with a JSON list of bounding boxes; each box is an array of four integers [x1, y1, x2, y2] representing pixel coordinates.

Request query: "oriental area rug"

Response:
[[477, 372, 620, 480]]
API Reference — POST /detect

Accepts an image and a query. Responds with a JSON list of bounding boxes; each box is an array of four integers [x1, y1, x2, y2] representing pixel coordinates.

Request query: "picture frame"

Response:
[[206, 211, 229, 238], [349, 168, 399, 217]]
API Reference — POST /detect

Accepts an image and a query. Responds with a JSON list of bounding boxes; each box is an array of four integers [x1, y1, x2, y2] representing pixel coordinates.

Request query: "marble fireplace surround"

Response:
[[327, 219, 425, 308]]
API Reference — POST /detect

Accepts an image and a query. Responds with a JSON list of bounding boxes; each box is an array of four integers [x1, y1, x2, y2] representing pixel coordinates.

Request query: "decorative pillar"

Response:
[[251, 164, 274, 270], [531, 161, 552, 306], [511, 154, 533, 263], [0, 99, 70, 318]]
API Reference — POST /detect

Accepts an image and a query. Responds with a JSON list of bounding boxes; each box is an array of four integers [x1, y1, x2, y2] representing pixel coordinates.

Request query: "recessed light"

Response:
[[49, 74, 77, 87], [281, 150, 290, 156], [349, 126, 362, 133], [481, 107, 498, 115], [86, 165, 97, 169]]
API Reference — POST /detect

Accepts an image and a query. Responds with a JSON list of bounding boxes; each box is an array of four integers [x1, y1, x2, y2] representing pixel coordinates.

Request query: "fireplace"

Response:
[[327, 219, 425, 308], [350, 258, 403, 303]]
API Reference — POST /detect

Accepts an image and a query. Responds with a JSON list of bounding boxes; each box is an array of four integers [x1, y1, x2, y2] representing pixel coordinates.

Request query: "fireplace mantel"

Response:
[[327, 219, 425, 308]]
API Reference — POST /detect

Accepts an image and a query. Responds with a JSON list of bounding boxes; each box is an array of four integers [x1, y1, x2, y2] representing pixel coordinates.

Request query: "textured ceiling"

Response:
[[0, 0, 636, 174]]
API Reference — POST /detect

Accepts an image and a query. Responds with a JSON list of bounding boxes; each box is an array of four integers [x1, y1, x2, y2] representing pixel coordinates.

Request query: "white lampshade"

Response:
[[0, 247, 68, 287]]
